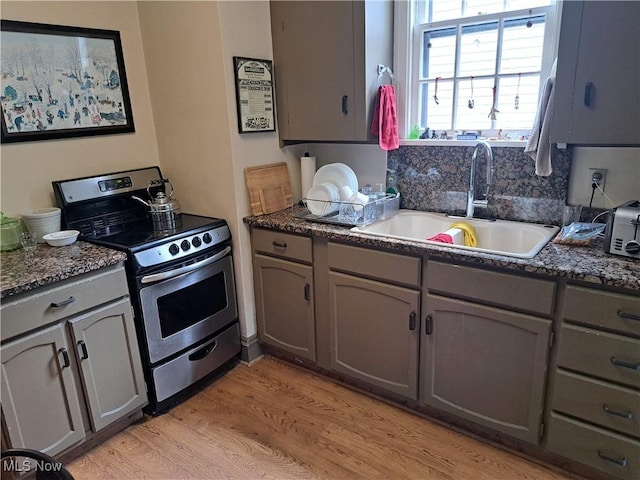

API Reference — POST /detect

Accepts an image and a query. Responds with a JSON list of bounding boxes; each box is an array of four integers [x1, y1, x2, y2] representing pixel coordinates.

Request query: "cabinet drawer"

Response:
[[1, 265, 129, 342], [551, 370, 640, 438], [252, 228, 312, 263], [564, 285, 640, 336], [546, 413, 640, 480], [328, 242, 421, 288], [427, 261, 556, 316], [557, 324, 640, 389]]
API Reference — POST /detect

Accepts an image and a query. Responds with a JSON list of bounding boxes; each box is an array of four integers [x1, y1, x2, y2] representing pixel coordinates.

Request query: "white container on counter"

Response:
[[22, 207, 62, 243]]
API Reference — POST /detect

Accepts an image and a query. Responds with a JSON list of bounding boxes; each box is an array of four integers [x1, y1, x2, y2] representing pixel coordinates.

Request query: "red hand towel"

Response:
[[427, 233, 454, 244], [371, 85, 399, 151]]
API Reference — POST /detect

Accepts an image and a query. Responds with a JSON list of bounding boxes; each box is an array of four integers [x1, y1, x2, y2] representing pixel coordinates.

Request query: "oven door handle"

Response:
[[141, 246, 232, 284]]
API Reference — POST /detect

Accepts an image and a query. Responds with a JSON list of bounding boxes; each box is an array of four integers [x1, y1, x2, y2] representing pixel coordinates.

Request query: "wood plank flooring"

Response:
[[67, 356, 581, 479]]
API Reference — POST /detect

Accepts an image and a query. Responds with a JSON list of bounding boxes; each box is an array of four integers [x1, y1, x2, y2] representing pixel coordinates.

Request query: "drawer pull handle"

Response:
[[610, 357, 640, 371], [598, 450, 628, 467], [188, 339, 217, 361], [78, 340, 89, 360], [603, 405, 633, 419], [304, 283, 311, 301], [618, 310, 640, 322], [272, 241, 287, 249], [51, 296, 75, 308], [58, 348, 70, 368]]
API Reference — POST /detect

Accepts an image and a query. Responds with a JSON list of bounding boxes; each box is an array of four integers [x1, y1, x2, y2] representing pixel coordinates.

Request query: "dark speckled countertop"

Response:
[[1, 241, 127, 300], [244, 208, 640, 293]]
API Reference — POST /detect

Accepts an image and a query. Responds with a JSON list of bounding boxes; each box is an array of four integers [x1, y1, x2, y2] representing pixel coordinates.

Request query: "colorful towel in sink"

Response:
[[447, 222, 478, 247]]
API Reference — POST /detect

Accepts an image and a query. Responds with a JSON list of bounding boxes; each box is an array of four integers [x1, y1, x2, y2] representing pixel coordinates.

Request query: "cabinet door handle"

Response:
[[78, 340, 89, 360], [58, 348, 70, 368], [610, 357, 640, 371], [425, 315, 433, 335], [304, 283, 311, 301], [272, 241, 287, 249], [50, 296, 75, 308], [618, 310, 640, 322], [603, 404, 633, 419], [409, 311, 417, 331], [584, 81, 594, 108], [598, 450, 628, 467], [342, 95, 348, 115]]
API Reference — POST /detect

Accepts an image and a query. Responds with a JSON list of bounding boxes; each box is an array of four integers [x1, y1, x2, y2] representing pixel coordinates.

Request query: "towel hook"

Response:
[[377, 64, 395, 86]]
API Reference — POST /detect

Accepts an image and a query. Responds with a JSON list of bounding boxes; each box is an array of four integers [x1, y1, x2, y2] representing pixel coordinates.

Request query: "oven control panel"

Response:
[[133, 225, 231, 268]]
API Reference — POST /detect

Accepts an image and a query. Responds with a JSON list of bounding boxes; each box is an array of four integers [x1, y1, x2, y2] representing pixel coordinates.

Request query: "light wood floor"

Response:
[[68, 356, 581, 480]]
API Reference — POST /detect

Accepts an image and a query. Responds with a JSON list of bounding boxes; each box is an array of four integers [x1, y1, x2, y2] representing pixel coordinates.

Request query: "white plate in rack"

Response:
[[306, 182, 340, 216], [312, 163, 358, 192]]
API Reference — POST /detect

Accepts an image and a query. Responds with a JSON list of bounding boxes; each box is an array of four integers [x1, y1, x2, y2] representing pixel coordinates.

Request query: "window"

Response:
[[396, 0, 559, 139]]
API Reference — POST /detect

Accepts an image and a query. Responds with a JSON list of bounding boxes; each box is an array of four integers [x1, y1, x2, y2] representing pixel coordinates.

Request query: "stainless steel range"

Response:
[[52, 167, 240, 414]]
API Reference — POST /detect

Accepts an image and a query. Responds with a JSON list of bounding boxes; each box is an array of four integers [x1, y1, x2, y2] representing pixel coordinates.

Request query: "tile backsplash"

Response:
[[387, 145, 572, 225]]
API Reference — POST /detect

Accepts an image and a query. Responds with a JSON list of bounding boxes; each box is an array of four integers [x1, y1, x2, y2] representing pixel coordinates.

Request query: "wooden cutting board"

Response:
[[245, 162, 293, 215]]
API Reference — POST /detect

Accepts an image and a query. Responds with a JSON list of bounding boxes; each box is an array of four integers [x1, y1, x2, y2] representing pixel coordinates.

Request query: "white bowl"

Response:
[[42, 230, 79, 247]]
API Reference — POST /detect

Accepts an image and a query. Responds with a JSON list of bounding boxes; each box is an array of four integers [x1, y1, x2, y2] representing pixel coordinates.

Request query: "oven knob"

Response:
[[203, 233, 212, 244], [169, 244, 180, 256], [624, 240, 640, 255], [192, 236, 202, 248], [181, 239, 191, 251]]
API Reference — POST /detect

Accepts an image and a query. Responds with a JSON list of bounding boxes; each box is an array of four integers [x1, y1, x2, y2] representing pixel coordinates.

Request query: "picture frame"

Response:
[[1, 20, 135, 144], [233, 56, 276, 134]]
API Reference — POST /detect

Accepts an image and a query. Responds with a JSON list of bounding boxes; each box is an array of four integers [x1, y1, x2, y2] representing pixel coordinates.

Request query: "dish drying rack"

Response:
[[293, 193, 400, 227]]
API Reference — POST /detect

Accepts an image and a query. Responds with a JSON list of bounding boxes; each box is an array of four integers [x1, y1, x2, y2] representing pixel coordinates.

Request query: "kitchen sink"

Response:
[[351, 210, 559, 259]]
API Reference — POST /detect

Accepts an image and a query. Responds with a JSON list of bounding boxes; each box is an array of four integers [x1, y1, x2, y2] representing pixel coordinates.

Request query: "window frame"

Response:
[[394, 0, 562, 142]]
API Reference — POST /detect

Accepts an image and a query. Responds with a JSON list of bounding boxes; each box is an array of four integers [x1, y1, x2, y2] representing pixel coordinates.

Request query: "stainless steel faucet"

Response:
[[466, 141, 494, 219]]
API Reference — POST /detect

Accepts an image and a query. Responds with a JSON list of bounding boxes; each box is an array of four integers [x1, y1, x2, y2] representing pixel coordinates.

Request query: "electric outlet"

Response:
[[589, 168, 607, 192]]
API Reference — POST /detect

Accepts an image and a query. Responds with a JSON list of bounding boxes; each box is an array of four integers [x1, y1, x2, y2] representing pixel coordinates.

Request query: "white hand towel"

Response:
[[525, 77, 555, 176]]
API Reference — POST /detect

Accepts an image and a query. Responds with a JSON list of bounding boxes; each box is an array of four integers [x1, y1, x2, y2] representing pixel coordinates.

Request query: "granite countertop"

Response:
[[244, 208, 640, 292], [1, 241, 127, 300]]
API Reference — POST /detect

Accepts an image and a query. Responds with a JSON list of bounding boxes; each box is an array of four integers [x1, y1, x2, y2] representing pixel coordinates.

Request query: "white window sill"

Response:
[[399, 139, 527, 148]]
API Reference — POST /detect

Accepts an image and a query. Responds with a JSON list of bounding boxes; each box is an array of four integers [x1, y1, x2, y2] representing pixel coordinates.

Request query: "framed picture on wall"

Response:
[[233, 57, 276, 134], [0, 20, 135, 144]]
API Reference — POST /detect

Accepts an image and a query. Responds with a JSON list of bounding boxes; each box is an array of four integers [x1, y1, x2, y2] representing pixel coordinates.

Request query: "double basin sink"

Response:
[[351, 210, 559, 259]]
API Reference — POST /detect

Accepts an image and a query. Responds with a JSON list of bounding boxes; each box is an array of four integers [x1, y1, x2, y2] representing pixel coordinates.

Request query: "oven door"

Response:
[[138, 247, 238, 364]]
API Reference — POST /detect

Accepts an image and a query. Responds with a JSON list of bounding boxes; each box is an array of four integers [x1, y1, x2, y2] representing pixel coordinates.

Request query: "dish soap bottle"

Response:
[[385, 169, 398, 195]]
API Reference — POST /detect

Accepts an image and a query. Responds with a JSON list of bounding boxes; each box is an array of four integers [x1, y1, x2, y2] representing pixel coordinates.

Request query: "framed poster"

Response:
[[233, 57, 275, 134], [1, 20, 135, 143]]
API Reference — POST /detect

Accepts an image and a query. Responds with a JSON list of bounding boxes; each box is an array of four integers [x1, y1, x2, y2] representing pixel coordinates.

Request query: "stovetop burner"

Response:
[[83, 213, 227, 252]]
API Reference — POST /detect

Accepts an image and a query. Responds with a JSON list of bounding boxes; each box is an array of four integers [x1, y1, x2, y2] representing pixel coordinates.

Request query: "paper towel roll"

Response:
[[301, 154, 316, 198]]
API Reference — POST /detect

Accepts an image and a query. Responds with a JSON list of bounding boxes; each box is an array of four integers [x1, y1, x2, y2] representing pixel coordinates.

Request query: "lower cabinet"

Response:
[[1, 323, 85, 456], [328, 271, 420, 400], [421, 294, 552, 444], [68, 298, 147, 432], [545, 285, 640, 480], [253, 254, 316, 361], [0, 265, 147, 457]]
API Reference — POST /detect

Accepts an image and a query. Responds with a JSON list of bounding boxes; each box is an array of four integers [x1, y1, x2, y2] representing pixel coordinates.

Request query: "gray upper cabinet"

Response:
[[69, 298, 147, 432], [269, 1, 393, 143], [1, 323, 85, 456], [551, 1, 640, 145]]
